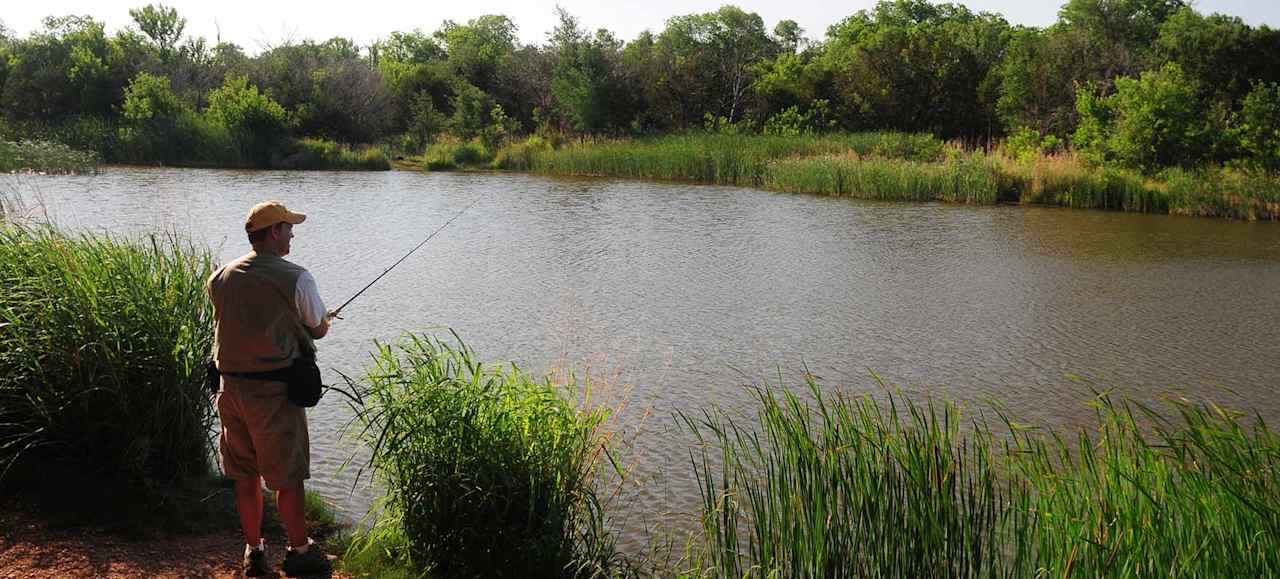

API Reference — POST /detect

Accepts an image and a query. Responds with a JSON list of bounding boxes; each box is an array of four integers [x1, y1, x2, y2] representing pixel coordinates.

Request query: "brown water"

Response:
[[11, 166, 1280, 550]]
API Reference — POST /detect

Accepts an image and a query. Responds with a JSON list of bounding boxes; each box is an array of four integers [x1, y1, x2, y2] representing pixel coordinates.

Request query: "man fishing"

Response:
[[207, 201, 333, 577]]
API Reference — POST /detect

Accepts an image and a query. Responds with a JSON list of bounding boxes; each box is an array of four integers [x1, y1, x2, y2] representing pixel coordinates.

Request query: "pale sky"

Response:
[[3, 1, 1277, 53]]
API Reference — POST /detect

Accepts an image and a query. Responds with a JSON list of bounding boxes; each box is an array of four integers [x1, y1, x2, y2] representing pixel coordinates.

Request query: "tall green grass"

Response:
[[0, 224, 216, 487], [1006, 392, 1280, 576], [342, 333, 632, 578], [498, 133, 944, 186], [684, 377, 1280, 577], [496, 132, 1280, 219], [0, 140, 98, 174], [763, 154, 1000, 204]]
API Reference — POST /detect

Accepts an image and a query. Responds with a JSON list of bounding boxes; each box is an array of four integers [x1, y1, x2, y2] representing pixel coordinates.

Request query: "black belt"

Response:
[[223, 366, 293, 382]]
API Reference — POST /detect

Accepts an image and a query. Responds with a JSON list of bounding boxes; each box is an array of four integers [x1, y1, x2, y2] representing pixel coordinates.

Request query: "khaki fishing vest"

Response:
[[207, 251, 315, 373]]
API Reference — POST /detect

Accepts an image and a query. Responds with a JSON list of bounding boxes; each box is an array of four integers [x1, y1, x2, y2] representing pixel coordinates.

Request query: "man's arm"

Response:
[[306, 316, 330, 339], [296, 271, 330, 340]]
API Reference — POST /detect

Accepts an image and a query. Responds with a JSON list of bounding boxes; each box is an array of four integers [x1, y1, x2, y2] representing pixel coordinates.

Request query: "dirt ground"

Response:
[[0, 500, 350, 579]]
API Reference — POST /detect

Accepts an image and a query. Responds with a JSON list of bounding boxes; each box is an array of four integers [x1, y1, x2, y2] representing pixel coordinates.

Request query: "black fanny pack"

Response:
[[205, 353, 324, 408]]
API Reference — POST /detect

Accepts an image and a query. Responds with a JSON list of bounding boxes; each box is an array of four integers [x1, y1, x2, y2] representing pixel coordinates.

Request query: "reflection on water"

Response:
[[11, 167, 1280, 551]]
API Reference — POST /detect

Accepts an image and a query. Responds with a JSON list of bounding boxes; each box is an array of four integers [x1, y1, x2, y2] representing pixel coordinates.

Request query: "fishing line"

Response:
[[329, 195, 482, 319]]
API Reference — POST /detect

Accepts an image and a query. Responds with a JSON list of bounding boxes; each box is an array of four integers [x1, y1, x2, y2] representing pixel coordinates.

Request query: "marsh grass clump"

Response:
[[0, 140, 98, 174], [424, 137, 494, 171], [276, 138, 392, 170], [343, 333, 631, 578], [0, 224, 215, 489], [498, 132, 945, 184], [685, 377, 1280, 577], [682, 379, 1017, 578], [763, 154, 1000, 204], [1002, 391, 1280, 576]]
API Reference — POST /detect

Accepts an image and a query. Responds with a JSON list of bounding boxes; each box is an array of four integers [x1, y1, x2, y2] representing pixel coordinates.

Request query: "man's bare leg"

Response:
[[276, 481, 309, 549], [234, 477, 264, 547]]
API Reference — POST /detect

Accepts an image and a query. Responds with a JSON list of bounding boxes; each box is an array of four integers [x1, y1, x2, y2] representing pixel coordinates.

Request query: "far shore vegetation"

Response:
[[2, 0, 1279, 216], [4, 199, 1280, 575]]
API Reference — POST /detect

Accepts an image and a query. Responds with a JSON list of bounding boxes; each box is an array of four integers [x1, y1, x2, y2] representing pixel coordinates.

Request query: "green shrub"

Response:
[[204, 75, 293, 168], [343, 333, 627, 578], [0, 224, 215, 487], [1074, 64, 1218, 173]]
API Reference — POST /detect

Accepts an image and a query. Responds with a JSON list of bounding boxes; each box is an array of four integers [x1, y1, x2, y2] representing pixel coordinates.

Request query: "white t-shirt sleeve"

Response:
[[295, 270, 327, 329]]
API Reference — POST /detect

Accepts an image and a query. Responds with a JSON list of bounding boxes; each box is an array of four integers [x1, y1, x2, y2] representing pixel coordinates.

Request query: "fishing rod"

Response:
[[328, 196, 482, 319]]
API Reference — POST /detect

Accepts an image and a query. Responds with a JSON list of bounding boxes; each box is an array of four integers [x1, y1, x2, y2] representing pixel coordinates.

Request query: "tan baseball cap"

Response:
[[245, 201, 306, 233]]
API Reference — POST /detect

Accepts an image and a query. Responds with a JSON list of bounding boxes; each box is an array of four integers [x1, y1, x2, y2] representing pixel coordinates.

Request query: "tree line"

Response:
[[0, 0, 1277, 171]]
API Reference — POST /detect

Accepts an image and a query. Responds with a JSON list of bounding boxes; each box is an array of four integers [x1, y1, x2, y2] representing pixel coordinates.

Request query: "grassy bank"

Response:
[[683, 379, 1280, 577], [0, 223, 216, 488], [493, 133, 1280, 220], [0, 140, 98, 174], [340, 334, 633, 578]]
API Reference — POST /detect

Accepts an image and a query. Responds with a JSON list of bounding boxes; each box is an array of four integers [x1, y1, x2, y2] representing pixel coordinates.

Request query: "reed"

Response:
[[682, 378, 1019, 578], [0, 140, 98, 174], [763, 154, 1001, 204], [497, 132, 945, 185], [1162, 167, 1280, 220], [1005, 392, 1280, 576], [684, 376, 1280, 577], [0, 223, 216, 487], [276, 138, 392, 171], [342, 333, 632, 578]]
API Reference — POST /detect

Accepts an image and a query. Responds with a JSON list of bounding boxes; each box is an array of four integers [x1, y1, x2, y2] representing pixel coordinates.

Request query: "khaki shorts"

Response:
[[217, 376, 310, 490]]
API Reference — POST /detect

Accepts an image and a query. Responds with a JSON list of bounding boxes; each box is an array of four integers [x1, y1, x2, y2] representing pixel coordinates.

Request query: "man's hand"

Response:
[[326, 309, 343, 321]]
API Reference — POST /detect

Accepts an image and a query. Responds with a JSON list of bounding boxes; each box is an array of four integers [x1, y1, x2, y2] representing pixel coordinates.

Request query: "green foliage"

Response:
[[549, 9, 632, 135], [762, 100, 833, 136], [436, 15, 517, 93], [1074, 63, 1224, 172], [1234, 82, 1280, 172], [1002, 126, 1063, 162], [1, 16, 117, 124], [819, 0, 1012, 137], [343, 333, 628, 577], [0, 224, 216, 488], [128, 4, 185, 58], [203, 75, 291, 167], [657, 6, 776, 125], [116, 71, 202, 164]]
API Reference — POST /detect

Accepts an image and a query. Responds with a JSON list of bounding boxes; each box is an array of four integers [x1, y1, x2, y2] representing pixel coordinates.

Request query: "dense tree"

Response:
[[655, 6, 777, 126], [817, 0, 1011, 138], [1155, 9, 1280, 107], [548, 9, 636, 133], [0, 2, 1277, 173]]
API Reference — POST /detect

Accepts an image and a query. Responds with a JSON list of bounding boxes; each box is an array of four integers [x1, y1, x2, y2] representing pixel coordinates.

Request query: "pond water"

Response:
[[10, 166, 1280, 551]]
